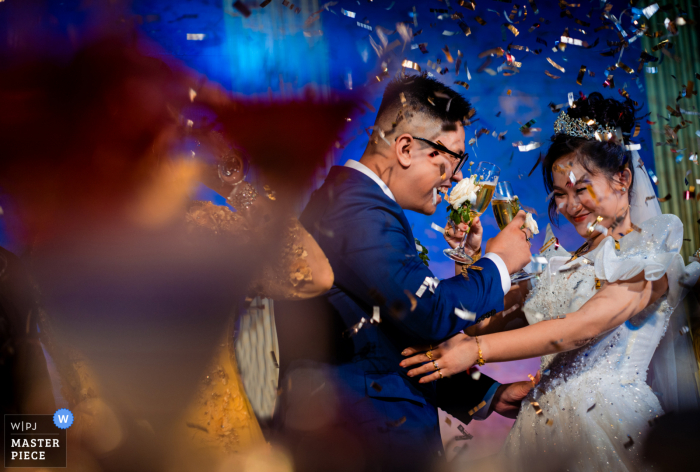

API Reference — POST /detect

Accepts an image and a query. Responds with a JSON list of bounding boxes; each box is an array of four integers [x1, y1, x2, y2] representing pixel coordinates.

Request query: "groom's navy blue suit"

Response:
[[275, 162, 506, 470]]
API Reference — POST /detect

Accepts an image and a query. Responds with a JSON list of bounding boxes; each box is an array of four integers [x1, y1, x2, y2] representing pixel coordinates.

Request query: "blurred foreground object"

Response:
[[0, 27, 350, 471]]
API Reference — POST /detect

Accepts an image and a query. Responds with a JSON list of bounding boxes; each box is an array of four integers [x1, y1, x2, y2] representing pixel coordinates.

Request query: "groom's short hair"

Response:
[[375, 74, 473, 136]]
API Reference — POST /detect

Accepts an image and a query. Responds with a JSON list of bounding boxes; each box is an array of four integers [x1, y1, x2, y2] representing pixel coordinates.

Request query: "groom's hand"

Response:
[[485, 211, 532, 274], [490, 370, 541, 419]]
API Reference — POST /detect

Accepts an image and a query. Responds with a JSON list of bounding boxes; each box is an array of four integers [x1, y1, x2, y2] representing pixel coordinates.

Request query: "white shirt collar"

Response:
[[344, 159, 396, 202]]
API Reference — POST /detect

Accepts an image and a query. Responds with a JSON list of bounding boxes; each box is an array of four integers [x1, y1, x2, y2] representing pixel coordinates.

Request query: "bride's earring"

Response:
[[621, 187, 626, 193]]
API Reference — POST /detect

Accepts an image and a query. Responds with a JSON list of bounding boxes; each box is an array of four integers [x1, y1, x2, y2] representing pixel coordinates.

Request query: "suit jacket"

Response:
[[274, 165, 505, 467]]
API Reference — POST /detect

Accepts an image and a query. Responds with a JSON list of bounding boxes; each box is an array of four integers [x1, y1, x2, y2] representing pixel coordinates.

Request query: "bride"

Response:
[[400, 93, 700, 470]]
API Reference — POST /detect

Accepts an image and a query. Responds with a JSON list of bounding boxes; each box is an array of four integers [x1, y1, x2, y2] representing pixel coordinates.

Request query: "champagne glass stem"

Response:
[[457, 230, 469, 251]]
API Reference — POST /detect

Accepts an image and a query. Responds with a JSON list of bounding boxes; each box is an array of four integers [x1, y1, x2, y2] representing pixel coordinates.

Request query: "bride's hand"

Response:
[[399, 333, 479, 383]]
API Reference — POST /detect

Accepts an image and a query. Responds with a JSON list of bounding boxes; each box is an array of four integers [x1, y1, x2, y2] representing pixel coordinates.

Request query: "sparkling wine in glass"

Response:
[[444, 162, 500, 264], [492, 181, 535, 283]]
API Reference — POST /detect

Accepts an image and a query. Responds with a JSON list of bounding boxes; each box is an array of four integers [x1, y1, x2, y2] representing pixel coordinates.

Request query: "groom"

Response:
[[274, 76, 534, 471]]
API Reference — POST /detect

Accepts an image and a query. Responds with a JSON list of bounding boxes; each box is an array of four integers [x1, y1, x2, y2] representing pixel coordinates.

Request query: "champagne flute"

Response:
[[492, 181, 535, 283], [444, 162, 500, 264]]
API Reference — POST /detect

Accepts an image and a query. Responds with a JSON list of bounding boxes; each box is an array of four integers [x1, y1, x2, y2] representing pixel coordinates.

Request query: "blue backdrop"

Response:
[[1, 0, 658, 280]]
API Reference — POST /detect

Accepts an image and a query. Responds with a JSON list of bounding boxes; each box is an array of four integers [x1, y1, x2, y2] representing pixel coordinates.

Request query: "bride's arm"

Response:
[[401, 273, 668, 382], [465, 280, 530, 336]]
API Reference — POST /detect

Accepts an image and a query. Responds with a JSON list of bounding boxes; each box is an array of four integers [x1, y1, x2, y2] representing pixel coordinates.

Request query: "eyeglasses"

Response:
[[411, 136, 469, 175]]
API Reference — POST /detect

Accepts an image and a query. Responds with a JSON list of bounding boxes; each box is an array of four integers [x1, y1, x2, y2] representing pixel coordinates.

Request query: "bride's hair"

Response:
[[542, 92, 640, 225]]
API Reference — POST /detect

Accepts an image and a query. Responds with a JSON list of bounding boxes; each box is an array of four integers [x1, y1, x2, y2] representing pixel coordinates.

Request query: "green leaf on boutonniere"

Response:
[[447, 201, 473, 226], [414, 238, 430, 266]]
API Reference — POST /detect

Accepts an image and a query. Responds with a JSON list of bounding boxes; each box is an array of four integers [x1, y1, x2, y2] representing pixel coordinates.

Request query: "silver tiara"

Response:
[[553, 111, 617, 141]]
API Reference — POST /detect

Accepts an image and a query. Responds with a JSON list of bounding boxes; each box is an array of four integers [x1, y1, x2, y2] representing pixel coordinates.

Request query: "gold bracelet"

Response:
[[474, 336, 485, 366], [470, 246, 482, 263]]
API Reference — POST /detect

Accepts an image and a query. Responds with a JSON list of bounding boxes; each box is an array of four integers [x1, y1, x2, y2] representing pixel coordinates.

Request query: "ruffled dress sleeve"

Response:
[[593, 214, 700, 307]]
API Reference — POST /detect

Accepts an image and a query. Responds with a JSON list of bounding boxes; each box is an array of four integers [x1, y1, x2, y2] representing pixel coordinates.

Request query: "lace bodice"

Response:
[[499, 214, 700, 471], [524, 214, 688, 386]]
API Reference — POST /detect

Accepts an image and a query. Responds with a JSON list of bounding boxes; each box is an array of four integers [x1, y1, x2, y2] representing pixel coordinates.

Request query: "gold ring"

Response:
[[426, 350, 433, 361], [432, 360, 439, 371], [438, 369, 444, 379]]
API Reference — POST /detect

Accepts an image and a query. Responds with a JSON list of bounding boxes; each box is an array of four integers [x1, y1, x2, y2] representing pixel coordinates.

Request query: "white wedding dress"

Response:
[[500, 214, 700, 471]]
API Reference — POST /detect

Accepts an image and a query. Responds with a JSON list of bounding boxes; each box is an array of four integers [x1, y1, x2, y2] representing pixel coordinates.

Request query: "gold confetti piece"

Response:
[[587, 403, 596, 412], [658, 193, 672, 202], [651, 39, 669, 52], [595, 278, 601, 289], [545, 70, 561, 79], [614, 240, 620, 251], [545, 418, 554, 426], [475, 16, 486, 25], [401, 60, 421, 72], [576, 65, 586, 85], [504, 23, 519, 36], [260, 0, 272, 6], [263, 184, 276, 200], [617, 62, 634, 74], [478, 47, 504, 58], [546, 57, 566, 73], [187, 33, 205, 40], [530, 401, 543, 415], [442, 46, 454, 63], [528, 374, 535, 382], [633, 123, 640, 137], [387, 416, 407, 427], [445, 416, 452, 426], [427, 97, 436, 106], [454, 81, 469, 90], [468, 401, 487, 416], [370, 381, 383, 392], [403, 289, 418, 311], [270, 350, 279, 368], [189, 88, 197, 102]]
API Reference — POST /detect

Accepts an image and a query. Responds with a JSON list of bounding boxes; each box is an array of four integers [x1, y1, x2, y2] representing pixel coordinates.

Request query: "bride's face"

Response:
[[551, 156, 631, 239]]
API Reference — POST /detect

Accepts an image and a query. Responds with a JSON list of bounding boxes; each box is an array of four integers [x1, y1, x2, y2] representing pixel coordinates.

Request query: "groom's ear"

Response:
[[395, 133, 413, 169]]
